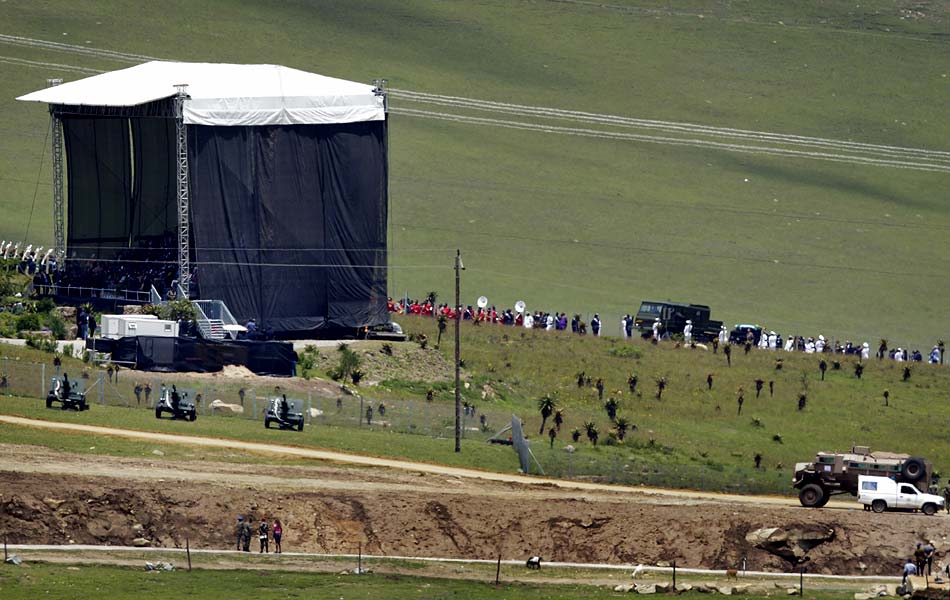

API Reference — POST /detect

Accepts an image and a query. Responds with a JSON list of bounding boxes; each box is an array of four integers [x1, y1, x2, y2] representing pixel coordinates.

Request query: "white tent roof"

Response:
[[16, 61, 385, 126]]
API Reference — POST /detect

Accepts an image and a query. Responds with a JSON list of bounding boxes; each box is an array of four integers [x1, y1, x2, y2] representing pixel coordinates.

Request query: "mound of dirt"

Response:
[[1, 446, 946, 574]]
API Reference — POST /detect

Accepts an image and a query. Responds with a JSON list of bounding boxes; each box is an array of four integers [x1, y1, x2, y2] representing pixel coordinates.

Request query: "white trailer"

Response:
[[100, 314, 179, 339]]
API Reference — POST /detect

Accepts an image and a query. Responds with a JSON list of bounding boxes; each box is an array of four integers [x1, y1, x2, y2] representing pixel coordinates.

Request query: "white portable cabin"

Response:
[[100, 314, 179, 340]]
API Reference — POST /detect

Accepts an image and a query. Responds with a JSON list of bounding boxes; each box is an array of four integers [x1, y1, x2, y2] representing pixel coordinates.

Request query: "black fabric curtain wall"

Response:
[[130, 118, 176, 241], [63, 117, 132, 258], [189, 121, 388, 333]]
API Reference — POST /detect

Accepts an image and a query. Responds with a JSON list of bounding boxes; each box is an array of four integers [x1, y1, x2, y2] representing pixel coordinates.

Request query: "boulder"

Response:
[[855, 594, 874, 600], [636, 583, 658, 594], [43, 497, 65, 510], [718, 586, 734, 595], [695, 584, 718, 593], [122, 305, 144, 315], [787, 589, 800, 595], [678, 584, 694, 592], [614, 584, 634, 593], [309, 408, 324, 418], [132, 537, 150, 547], [884, 584, 900, 596], [210, 399, 244, 415], [654, 582, 672, 593], [745, 525, 835, 564]]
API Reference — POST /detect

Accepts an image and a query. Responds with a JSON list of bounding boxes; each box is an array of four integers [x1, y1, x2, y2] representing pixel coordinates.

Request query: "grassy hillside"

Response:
[[2, 314, 948, 495], [0, 1, 948, 348]]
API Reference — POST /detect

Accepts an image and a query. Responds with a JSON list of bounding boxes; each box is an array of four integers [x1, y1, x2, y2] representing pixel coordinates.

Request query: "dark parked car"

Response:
[[361, 321, 406, 341]]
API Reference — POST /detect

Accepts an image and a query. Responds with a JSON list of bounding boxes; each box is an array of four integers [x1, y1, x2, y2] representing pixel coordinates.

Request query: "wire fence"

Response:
[[0, 357, 796, 496]]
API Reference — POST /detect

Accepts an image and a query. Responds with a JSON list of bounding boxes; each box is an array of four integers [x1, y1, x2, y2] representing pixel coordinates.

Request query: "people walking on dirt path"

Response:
[[923, 541, 936, 575], [943, 486, 950, 514], [273, 519, 283, 554], [259, 518, 270, 553], [239, 516, 252, 552], [235, 516, 247, 551], [144, 382, 152, 405], [914, 542, 926, 574], [903, 558, 917, 586]]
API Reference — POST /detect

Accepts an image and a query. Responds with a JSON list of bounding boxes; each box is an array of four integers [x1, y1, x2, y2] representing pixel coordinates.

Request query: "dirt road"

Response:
[[0, 415, 840, 508], [2, 420, 949, 575]]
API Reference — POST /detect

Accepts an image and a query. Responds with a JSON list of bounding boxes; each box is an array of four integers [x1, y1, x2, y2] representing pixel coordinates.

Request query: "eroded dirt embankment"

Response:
[[1, 446, 947, 575]]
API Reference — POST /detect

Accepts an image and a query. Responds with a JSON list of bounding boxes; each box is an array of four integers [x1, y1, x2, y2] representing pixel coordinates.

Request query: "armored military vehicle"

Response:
[[633, 301, 723, 342], [264, 396, 304, 431], [45, 375, 89, 411], [155, 385, 198, 421], [793, 445, 931, 507]]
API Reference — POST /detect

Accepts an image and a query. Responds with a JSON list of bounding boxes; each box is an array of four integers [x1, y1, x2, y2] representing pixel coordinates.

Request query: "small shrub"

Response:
[[36, 297, 56, 314], [380, 343, 394, 356], [24, 333, 56, 353], [351, 369, 364, 385], [15, 313, 41, 333], [46, 313, 67, 340]]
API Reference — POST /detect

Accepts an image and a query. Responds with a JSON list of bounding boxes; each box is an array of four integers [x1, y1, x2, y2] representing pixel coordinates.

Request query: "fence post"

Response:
[[495, 553, 502, 586], [186, 537, 192, 572], [307, 391, 312, 425], [98, 374, 104, 406], [40, 362, 46, 397], [359, 396, 363, 428], [251, 390, 257, 421]]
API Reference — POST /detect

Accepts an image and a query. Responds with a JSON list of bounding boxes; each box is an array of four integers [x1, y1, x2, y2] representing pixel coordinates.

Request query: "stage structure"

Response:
[[18, 62, 389, 334]]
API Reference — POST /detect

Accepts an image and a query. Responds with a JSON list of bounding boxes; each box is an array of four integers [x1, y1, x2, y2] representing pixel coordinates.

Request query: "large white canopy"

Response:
[[16, 61, 385, 126]]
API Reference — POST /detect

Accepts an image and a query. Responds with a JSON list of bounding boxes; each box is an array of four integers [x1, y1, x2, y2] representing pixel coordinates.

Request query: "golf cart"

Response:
[[46, 375, 89, 411], [155, 385, 198, 421], [264, 396, 304, 431]]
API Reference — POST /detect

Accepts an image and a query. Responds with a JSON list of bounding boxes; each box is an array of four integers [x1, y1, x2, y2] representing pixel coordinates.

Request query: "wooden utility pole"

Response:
[[454, 249, 462, 453]]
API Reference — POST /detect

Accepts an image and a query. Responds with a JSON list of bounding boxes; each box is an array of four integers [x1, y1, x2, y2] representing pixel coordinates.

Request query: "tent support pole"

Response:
[[48, 79, 65, 267], [174, 84, 191, 299]]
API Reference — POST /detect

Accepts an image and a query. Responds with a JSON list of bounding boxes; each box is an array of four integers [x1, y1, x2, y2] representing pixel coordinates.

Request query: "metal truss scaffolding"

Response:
[[174, 85, 191, 299], [48, 79, 65, 266]]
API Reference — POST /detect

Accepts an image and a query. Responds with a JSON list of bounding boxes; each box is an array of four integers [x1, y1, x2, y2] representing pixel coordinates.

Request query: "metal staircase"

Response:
[[192, 299, 240, 341]]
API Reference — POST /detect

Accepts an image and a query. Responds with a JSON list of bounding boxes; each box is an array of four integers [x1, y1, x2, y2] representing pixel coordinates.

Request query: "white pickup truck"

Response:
[[857, 475, 944, 515]]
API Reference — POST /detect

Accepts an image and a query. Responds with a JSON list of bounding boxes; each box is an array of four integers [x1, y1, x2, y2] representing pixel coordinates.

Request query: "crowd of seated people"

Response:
[[38, 237, 181, 301]]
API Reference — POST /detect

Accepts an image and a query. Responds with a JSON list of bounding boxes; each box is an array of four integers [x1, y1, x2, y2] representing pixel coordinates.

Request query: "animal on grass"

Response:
[[725, 569, 738, 580], [526, 556, 541, 570]]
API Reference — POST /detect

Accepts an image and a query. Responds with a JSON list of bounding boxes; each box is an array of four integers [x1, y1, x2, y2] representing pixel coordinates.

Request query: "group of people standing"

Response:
[[235, 515, 284, 554]]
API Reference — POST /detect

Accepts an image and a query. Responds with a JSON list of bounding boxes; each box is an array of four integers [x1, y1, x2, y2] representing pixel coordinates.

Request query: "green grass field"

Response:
[[1, 1, 949, 348], [0, 562, 860, 600]]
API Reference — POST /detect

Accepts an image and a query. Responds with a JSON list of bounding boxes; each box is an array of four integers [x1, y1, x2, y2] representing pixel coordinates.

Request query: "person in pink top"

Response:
[[272, 519, 283, 554]]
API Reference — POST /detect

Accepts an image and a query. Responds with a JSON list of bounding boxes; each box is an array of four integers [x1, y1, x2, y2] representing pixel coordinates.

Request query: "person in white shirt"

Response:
[[524, 313, 534, 329], [784, 336, 795, 352], [768, 331, 777, 350], [804, 338, 815, 354], [719, 325, 728, 345], [895, 348, 904, 362], [861, 342, 870, 360], [545, 314, 555, 331], [815, 335, 826, 353], [652, 318, 661, 341], [683, 320, 693, 344], [620, 316, 628, 338], [758, 330, 769, 350], [930, 346, 941, 364]]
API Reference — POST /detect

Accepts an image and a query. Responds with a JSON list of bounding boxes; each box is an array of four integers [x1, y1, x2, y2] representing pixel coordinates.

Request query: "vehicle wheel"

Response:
[[815, 495, 830, 508], [189, 411, 197, 422], [799, 483, 826, 508], [264, 418, 271, 429], [297, 421, 304, 432], [922, 503, 937, 516], [80, 401, 88, 411], [155, 407, 162, 419], [901, 458, 926, 483], [46, 395, 54, 408], [871, 499, 887, 513]]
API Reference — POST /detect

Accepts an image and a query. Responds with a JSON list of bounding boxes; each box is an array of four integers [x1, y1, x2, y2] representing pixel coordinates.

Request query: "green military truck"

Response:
[[633, 301, 723, 342], [793, 445, 932, 507]]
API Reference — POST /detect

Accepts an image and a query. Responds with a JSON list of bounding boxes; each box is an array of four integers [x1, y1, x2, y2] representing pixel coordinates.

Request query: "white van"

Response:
[[857, 475, 944, 515]]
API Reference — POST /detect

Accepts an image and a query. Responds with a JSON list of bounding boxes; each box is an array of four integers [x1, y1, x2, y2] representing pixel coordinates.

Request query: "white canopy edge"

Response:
[[16, 60, 385, 126]]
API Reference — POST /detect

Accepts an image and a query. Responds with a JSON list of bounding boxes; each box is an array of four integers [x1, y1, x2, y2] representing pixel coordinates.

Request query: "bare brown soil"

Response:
[[1, 444, 947, 576]]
